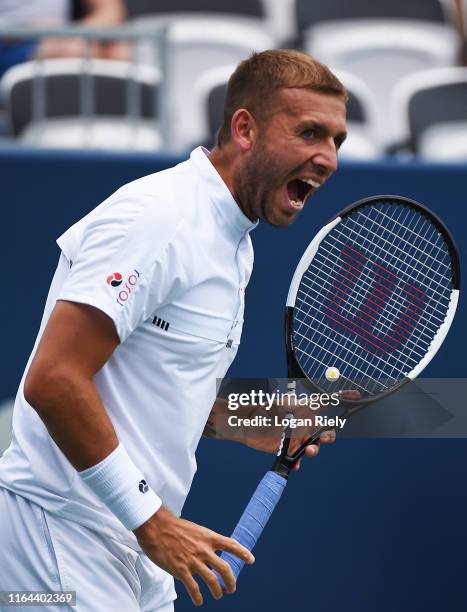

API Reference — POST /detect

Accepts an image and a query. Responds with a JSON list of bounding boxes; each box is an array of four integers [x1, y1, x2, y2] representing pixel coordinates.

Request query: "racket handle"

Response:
[[215, 471, 287, 588]]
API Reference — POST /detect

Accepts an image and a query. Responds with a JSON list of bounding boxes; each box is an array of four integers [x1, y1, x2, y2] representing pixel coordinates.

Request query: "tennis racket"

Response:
[[216, 195, 460, 586]]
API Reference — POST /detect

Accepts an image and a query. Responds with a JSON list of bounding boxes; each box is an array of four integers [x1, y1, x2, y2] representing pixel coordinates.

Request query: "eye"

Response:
[[301, 128, 316, 140]]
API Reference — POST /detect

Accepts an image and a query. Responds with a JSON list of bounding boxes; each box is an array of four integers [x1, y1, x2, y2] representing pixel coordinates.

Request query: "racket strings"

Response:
[[295, 296, 424, 382], [322, 207, 450, 378], [303, 264, 430, 343], [316, 207, 452, 326], [293, 326, 394, 393], [293, 201, 454, 396], [299, 230, 447, 358], [305, 244, 445, 341], [296, 206, 454, 388], [337, 220, 451, 293], [354, 211, 452, 276], [375, 207, 452, 260], [298, 279, 427, 360], [337, 216, 452, 306], [294, 297, 419, 392]]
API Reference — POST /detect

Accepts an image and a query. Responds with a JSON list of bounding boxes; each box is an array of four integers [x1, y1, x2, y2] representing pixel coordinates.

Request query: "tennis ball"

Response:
[[325, 367, 340, 381]]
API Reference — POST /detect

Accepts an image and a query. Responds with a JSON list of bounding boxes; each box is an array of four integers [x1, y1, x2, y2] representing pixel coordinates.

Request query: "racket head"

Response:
[[286, 195, 460, 405]]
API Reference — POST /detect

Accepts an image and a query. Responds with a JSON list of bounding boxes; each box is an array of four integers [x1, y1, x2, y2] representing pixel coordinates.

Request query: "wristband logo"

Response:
[[106, 272, 123, 287], [138, 479, 149, 494]]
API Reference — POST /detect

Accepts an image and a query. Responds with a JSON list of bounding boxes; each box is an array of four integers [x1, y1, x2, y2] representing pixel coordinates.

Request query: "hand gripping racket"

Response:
[[216, 195, 460, 586]]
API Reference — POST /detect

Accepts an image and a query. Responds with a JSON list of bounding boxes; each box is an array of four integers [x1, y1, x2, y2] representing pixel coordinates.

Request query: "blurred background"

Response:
[[0, 0, 467, 157], [1, 2, 467, 611]]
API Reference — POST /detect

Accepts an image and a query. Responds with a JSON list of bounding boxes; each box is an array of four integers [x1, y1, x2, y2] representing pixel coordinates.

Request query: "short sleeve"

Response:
[[57, 194, 185, 342]]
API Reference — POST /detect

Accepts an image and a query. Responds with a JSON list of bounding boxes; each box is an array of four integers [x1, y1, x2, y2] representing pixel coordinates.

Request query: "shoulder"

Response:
[[58, 158, 203, 264], [114, 157, 198, 206], [109, 158, 201, 230]]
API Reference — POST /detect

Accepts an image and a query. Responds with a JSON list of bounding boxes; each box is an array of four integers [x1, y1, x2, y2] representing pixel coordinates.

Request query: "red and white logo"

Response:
[[115, 269, 141, 306], [106, 272, 123, 287]]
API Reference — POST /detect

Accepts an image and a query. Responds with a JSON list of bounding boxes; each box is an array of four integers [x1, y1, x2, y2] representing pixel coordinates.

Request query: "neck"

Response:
[[208, 146, 236, 196], [208, 145, 254, 221]]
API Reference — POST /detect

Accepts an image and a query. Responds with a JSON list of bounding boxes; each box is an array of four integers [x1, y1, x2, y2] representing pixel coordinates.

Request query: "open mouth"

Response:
[[286, 178, 321, 209]]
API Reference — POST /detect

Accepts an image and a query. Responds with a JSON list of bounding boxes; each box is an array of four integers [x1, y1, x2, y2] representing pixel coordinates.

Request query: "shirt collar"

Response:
[[190, 146, 258, 234]]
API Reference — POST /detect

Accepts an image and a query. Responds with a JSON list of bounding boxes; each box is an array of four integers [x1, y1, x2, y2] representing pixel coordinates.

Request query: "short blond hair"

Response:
[[217, 49, 347, 147]]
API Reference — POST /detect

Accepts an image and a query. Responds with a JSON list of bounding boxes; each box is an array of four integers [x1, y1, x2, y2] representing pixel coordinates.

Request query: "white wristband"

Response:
[[79, 444, 162, 531]]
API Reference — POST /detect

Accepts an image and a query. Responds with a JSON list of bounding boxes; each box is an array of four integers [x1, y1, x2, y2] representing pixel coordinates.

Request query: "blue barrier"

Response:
[[2, 148, 466, 611]]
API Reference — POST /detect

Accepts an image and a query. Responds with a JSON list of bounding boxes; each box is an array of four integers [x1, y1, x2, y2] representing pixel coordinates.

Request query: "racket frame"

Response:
[[278, 195, 460, 473], [217, 195, 460, 587]]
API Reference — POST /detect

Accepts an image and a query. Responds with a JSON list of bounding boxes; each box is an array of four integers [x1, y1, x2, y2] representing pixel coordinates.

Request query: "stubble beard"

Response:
[[235, 139, 286, 226]]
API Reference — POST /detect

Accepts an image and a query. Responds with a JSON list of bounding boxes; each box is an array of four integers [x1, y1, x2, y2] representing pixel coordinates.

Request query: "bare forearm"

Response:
[[81, 0, 126, 26], [24, 370, 118, 471], [203, 397, 256, 443]]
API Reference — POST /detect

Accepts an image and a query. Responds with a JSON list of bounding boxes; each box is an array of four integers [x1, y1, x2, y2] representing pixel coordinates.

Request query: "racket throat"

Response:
[[271, 454, 294, 479]]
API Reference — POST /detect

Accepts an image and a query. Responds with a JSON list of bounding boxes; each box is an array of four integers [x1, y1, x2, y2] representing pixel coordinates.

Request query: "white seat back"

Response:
[[418, 121, 467, 161], [132, 16, 275, 150], [305, 19, 460, 147]]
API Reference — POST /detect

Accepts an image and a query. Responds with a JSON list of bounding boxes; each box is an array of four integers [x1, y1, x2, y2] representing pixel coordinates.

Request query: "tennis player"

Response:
[[0, 50, 347, 610]]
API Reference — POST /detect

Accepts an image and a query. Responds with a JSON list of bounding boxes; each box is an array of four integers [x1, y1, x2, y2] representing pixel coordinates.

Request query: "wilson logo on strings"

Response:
[[323, 243, 426, 355]]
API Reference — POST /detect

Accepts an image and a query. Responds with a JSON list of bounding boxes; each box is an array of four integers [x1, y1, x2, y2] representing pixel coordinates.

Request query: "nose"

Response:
[[312, 137, 338, 175]]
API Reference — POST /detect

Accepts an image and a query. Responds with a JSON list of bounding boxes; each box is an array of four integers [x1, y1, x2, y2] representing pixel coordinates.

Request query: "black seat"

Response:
[[1, 59, 159, 137], [295, 0, 446, 33], [125, 0, 264, 19], [389, 68, 467, 155], [408, 82, 467, 151]]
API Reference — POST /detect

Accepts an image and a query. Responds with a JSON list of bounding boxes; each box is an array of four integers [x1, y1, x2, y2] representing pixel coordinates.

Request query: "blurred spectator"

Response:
[[0, 0, 127, 79], [37, 0, 128, 61]]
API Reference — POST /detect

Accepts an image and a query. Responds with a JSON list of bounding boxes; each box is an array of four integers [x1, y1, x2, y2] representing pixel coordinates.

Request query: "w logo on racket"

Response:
[[324, 243, 427, 355]]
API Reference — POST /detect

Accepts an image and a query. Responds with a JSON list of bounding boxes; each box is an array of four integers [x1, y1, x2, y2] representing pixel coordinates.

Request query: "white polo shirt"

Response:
[[0, 147, 257, 549]]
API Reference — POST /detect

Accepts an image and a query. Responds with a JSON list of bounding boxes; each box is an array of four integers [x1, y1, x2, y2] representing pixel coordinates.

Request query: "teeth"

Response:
[[290, 199, 304, 209], [301, 178, 321, 189]]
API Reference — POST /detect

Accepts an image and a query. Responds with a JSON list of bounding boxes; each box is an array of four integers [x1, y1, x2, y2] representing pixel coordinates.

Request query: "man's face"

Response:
[[235, 88, 347, 227]]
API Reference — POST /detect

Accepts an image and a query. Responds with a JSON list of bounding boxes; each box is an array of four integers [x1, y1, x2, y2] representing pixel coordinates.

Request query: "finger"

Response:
[[304, 443, 319, 458], [207, 553, 237, 593], [294, 442, 319, 470], [320, 429, 336, 443], [181, 572, 203, 607], [338, 389, 361, 400], [196, 564, 224, 600], [214, 535, 255, 565]]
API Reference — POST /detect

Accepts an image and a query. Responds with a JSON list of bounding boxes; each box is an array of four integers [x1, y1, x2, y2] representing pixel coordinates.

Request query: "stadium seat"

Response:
[[295, 0, 448, 33], [304, 20, 460, 148], [19, 117, 162, 151], [418, 122, 467, 161], [132, 17, 274, 151], [260, 0, 296, 43], [190, 65, 235, 149], [191, 65, 383, 159], [332, 70, 383, 159], [0, 58, 161, 150], [125, 0, 265, 19], [391, 67, 467, 159], [128, 0, 303, 46], [125, 0, 296, 42]]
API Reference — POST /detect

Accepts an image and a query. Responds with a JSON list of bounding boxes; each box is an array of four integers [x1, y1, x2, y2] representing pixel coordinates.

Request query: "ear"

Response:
[[230, 109, 257, 151]]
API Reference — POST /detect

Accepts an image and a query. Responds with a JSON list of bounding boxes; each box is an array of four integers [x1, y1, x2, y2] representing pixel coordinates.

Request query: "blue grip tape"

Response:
[[215, 471, 287, 588]]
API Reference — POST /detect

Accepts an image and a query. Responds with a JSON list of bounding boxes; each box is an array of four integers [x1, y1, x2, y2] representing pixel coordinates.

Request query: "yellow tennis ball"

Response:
[[325, 367, 340, 381]]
